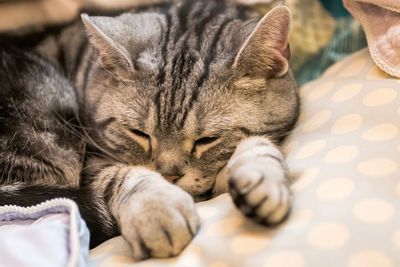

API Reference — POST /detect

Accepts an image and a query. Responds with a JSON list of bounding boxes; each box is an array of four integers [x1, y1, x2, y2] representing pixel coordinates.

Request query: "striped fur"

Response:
[[0, 0, 299, 260], [0, 47, 116, 247]]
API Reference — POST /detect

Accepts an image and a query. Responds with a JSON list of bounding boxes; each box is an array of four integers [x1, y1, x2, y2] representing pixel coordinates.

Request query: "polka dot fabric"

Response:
[[88, 49, 400, 267], [285, 48, 400, 266]]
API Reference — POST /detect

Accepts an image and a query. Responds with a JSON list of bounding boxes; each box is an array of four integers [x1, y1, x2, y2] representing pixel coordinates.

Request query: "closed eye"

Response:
[[192, 136, 220, 156], [194, 136, 219, 147], [128, 128, 152, 153], [129, 129, 150, 140]]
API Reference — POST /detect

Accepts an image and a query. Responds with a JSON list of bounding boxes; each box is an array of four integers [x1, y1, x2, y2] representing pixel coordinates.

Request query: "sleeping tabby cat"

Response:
[[0, 0, 299, 259]]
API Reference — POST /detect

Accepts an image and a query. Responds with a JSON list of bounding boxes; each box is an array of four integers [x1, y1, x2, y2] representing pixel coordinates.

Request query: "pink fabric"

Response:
[[344, 0, 400, 78]]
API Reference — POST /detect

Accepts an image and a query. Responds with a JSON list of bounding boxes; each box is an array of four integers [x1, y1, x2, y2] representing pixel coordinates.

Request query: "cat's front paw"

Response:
[[228, 161, 292, 226], [118, 171, 200, 260]]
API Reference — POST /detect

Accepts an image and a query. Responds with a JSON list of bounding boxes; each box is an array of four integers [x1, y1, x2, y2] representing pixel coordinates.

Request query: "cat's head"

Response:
[[81, 2, 298, 199]]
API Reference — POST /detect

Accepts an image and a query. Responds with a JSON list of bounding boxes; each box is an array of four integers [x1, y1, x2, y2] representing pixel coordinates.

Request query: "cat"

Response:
[[0, 0, 299, 260]]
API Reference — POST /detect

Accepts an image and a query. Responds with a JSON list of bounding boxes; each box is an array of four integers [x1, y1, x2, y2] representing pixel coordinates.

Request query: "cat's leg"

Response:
[[215, 136, 292, 226], [92, 165, 200, 260]]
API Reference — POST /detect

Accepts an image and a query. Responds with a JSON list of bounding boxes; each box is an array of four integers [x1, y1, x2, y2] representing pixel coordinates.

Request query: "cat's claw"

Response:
[[228, 162, 292, 226], [118, 175, 200, 260]]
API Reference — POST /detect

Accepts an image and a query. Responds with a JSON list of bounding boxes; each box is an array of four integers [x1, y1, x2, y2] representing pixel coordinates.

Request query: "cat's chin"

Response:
[[192, 187, 214, 202]]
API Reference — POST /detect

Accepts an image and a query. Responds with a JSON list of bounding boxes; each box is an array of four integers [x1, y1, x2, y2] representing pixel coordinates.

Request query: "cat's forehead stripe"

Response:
[[153, 0, 243, 129]]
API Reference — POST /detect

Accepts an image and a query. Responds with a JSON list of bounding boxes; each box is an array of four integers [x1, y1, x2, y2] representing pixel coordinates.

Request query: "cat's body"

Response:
[[0, 0, 299, 259], [0, 47, 119, 246], [0, 48, 81, 186]]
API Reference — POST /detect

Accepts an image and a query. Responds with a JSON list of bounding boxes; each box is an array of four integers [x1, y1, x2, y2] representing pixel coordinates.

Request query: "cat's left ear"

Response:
[[233, 6, 291, 78], [81, 14, 134, 73]]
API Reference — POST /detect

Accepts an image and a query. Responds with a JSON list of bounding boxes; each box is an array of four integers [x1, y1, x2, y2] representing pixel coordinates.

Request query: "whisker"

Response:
[[100, 65, 130, 90], [54, 110, 125, 165]]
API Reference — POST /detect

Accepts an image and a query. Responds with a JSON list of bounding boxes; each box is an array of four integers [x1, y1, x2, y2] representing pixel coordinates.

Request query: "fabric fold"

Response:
[[344, 0, 400, 77], [0, 198, 90, 267]]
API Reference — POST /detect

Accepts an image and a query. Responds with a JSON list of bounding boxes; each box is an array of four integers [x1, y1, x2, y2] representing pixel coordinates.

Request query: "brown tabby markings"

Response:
[[75, 1, 298, 259], [0, 0, 299, 260]]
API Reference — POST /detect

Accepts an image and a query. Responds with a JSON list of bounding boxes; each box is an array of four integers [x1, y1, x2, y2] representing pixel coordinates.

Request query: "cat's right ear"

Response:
[[233, 6, 291, 79], [81, 14, 134, 73]]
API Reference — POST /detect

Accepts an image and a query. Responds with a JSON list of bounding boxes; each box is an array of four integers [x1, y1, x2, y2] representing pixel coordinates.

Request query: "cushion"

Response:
[[88, 48, 400, 267]]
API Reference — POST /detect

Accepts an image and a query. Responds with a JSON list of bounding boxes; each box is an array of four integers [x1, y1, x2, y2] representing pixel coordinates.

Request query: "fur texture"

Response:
[[0, 0, 299, 259]]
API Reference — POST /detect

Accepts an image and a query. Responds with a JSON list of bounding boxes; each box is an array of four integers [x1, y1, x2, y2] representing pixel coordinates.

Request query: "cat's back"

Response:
[[0, 47, 77, 130], [0, 47, 83, 186]]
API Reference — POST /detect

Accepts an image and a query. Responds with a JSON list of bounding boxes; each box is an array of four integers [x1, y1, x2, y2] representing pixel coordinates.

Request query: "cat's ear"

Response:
[[233, 6, 291, 78], [81, 14, 134, 73]]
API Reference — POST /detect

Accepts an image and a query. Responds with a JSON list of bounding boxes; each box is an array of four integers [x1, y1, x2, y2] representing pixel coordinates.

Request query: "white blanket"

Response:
[[0, 199, 89, 267]]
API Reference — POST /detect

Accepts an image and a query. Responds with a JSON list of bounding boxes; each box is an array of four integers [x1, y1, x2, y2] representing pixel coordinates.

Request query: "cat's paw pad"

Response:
[[228, 164, 291, 226], [119, 178, 200, 260]]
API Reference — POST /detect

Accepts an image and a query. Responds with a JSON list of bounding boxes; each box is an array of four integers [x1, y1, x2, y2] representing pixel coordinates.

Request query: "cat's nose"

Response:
[[164, 175, 182, 183], [155, 150, 185, 182], [160, 167, 183, 183], [158, 165, 184, 183]]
